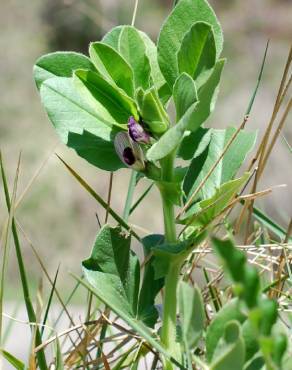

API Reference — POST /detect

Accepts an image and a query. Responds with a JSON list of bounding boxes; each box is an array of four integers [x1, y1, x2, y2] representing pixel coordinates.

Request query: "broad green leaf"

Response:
[[139, 31, 169, 95], [147, 60, 224, 162], [40, 77, 123, 171], [119, 26, 151, 91], [158, 0, 223, 87], [177, 22, 216, 89], [173, 73, 198, 120], [0, 349, 25, 370], [179, 282, 205, 349], [183, 127, 257, 202], [33, 51, 95, 89], [178, 128, 212, 160], [81, 226, 183, 368], [103, 26, 169, 99], [74, 69, 138, 125], [89, 42, 134, 97], [206, 299, 246, 361], [189, 59, 225, 131], [83, 225, 140, 316], [83, 226, 163, 328], [210, 321, 245, 370], [181, 174, 249, 227]]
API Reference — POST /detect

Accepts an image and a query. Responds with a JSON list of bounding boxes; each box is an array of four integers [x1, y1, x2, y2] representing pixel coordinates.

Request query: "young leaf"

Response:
[[206, 299, 246, 362], [179, 282, 205, 349], [189, 58, 225, 131], [183, 127, 257, 202], [181, 173, 250, 228], [33, 51, 95, 89], [74, 69, 138, 125], [210, 321, 245, 370], [119, 26, 151, 91], [89, 42, 134, 97], [103, 26, 169, 99], [146, 101, 199, 162], [158, 0, 223, 87], [40, 77, 123, 171], [137, 87, 170, 134], [177, 22, 216, 89], [147, 60, 224, 162], [173, 72, 198, 120]]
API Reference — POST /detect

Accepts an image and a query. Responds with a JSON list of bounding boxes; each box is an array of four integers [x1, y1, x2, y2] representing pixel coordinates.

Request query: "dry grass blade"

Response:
[[65, 322, 101, 367], [259, 98, 292, 177]]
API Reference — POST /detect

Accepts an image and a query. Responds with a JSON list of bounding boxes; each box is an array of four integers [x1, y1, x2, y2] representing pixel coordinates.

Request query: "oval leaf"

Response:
[[158, 0, 223, 87]]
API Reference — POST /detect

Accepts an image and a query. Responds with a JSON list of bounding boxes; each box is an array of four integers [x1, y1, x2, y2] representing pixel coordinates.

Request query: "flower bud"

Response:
[[128, 116, 150, 144], [114, 132, 145, 171]]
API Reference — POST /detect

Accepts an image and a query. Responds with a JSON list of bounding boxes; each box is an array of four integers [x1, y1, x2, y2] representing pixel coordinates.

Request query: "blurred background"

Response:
[[0, 0, 291, 300]]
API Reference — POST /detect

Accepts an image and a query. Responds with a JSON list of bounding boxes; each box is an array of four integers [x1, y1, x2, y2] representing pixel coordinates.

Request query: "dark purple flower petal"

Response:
[[128, 116, 150, 144]]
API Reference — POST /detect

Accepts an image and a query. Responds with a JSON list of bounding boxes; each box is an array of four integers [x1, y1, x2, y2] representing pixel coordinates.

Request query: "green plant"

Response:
[[2, 0, 287, 369]]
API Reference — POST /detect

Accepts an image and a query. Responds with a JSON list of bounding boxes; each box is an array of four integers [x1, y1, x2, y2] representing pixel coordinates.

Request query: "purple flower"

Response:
[[128, 116, 150, 144], [114, 132, 145, 171]]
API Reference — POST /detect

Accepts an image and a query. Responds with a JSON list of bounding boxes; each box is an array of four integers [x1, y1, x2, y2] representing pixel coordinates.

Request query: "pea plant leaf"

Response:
[[206, 299, 246, 362], [158, 0, 223, 88], [178, 128, 212, 161], [177, 21, 216, 89], [83, 225, 162, 328], [210, 321, 245, 370], [102, 25, 169, 100], [73, 69, 138, 125], [179, 282, 205, 349], [180, 173, 250, 228], [173, 72, 198, 120], [147, 59, 224, 162], [119, 26, 151, 92], [89, 42, 134, 97], [183, 127, 257, 202], [40, 77, 123, 171], [33, 51, 95, 89]]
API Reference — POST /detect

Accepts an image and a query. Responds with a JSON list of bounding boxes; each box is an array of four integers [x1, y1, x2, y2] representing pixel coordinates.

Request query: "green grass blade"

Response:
[[0, 349, 25, 370], [56, 154, 140, 241], [41, 265, 59, 337], [0, 153, 48, 370], [130, 182, 154, 215], [0, 152, 20, 342], [123, 171, 138, 222], [251, 204, 292, 242], [245, 40, 269, 115], [55, 337, 64, 370]]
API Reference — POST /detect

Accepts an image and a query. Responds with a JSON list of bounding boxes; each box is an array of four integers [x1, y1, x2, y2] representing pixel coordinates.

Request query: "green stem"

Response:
[[161, 261, 182, 366], [159, 151, 181, 368]]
